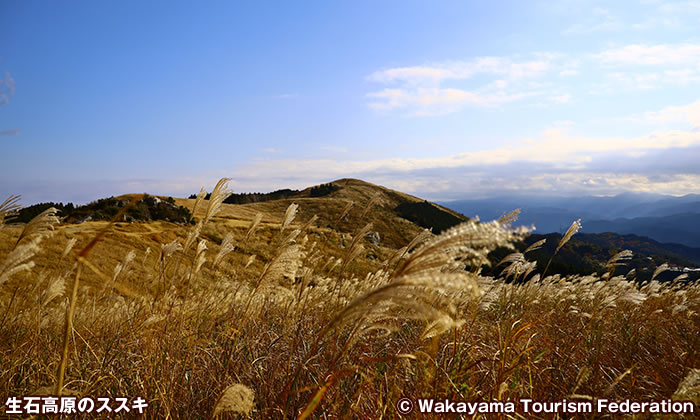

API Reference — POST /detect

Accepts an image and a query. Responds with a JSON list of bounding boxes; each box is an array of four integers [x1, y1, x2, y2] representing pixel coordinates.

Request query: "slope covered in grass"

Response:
[[1, 179, 698, 418]]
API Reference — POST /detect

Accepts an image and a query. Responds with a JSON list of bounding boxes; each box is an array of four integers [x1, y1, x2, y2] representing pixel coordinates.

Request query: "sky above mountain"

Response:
[[1, 0, 700, 204]]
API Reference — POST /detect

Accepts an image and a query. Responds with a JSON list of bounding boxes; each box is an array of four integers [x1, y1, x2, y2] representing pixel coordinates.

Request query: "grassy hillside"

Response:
[[1, 179, 698, 418]]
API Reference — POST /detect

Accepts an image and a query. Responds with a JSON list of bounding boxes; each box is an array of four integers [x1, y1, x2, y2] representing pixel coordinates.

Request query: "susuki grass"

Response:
[[1, 178, 699, 418]]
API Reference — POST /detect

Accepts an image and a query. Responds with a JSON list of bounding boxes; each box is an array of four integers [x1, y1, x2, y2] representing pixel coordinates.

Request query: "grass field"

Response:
[[1, 179, 698, 418]]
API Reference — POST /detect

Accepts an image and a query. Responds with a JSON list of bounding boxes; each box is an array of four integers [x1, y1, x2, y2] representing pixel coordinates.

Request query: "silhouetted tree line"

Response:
[[310, 183, 339, 197], [190, 188, 301, 205], [11, 195, 192, 224]]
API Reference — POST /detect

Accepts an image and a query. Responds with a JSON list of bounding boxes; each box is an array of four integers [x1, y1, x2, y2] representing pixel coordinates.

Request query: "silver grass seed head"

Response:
[[280, 203, 299, 233], [524, 238, 547, 254], [0, 194, 22, 227], [18, 207, 61, 244], [0, 236, 42, 286], [43, 274, 66, 306], [204, 178, 232, 225], [337, 200, 354, 224], [497, 208, 521, 226], [607, 250, 633, 267], [651, 263, 669, 282], [190, 187, 206, 222], [213, 384, 255, 417], [194, 239, 208, 273], [62, 237, 78, 258], [213, 232, 236, 268], [245, 212, 263, 242], [245, 254, 256, 269], [556, 219, 582, 254], [161, 240, 183, 259], [184, 222, 202, 252], [360, 192, 382, 219]]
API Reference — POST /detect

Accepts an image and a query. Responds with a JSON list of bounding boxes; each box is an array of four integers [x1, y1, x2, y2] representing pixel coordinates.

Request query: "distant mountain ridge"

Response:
[[575, 232, 700, 266], [484, 232, 700, 283], [583, 213, 700, 248], [440, 192, 700, 248]]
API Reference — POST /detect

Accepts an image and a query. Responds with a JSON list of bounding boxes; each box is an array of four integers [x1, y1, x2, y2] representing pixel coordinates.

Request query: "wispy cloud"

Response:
[[562, 7, 622, 34], [366, 87, 534, 115], [653, 0, 700, 15], [550, 93, 571, 104], [369, 42, 700, 114], [553, 120, 576, 127], [319, 145, 349, 154], [8, 116, 699, 204], [367, 57, 551, 85], [640, 99, 700, 127], [230, 119, 700, 198], [562, 2, 699, 33], [595, 43, 700, 66], [591, 43, 700, 89], [366, 55, 554, 115]]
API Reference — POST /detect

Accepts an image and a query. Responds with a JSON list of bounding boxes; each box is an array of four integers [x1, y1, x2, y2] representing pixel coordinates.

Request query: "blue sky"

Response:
[[1, 0, 700, 204]]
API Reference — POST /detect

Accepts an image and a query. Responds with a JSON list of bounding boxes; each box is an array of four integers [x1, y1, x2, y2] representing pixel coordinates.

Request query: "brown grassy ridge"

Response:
[[0, 178, 699, 419]]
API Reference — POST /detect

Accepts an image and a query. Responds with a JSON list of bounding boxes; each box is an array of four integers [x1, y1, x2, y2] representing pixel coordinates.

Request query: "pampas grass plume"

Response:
[[244, 212, 263, 243], [281, 203, 298, 233], [213, 384, 255, 417], [213, 232, 235, 268], [204, 178, 231, 225], [16, 207, 60, 245], [0, 194, 21, 226]]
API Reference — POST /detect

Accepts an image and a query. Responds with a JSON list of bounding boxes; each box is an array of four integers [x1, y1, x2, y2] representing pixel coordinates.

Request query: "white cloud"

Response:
[[366, 87, 534, 115], [595, 43, 700, 66], [562, 20, 620, 35], [319, 145, 349, 154], [591, 44, 700, 89], [553, 120, 576, 127], [15, 124, 699, 204], [367, 66, 453, 85], [606, 71, 661, 89], [367, 57, 551, 85], [366, 55, 555, 114], [641, 99, 700, 127], [562, 7, 622, 34], [614, 99, 700, 127], [550, 93, 571, 104], [367, 88, 479, 109], [562, 1, 699, 33], [559, 68, 579, 77], [654, 0, 700, 14], [662, 68, 700, 84], [230, 125, 700, 198]]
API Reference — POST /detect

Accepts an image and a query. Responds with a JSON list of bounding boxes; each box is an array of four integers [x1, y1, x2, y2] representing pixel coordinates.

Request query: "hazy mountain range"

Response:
[[440, 193, 700, 248]]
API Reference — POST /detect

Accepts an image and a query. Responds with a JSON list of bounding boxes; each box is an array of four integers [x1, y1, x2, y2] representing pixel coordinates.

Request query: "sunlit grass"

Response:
[[1, 178, 698, 418]]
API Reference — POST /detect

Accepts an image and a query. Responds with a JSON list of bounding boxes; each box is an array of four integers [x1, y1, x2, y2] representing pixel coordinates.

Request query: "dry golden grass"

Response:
[[1, 178, 699, 418]]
